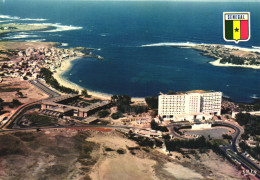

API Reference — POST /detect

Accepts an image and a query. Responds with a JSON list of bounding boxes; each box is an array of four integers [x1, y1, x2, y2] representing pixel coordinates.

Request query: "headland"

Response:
[[0, 23, 54, 34], [191, 44, 260, 69]]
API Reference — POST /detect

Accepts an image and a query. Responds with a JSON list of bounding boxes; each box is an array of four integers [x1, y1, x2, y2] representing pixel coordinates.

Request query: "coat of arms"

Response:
[[223, 12, 250, 43]]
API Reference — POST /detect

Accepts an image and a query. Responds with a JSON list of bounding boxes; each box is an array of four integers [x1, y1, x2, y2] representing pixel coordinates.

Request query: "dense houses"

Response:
[[0, 47, 84, 81]]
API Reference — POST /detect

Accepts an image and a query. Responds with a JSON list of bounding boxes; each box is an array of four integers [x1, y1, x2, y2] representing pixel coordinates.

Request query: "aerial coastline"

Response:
[[53, 57, 145, 102], [143, 42, 260, 69], [1, 2, 260, 179], [53, 56, 112, 100], [209, 58, 260, 69]]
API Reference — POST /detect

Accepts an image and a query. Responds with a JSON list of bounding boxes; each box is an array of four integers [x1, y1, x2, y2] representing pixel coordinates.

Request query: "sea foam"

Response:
[[20, 18, 47, 21], [61, 43, 69, 46], [25, 39, 46, 42], [0, 15, 47, 21], [142, 42, 260, 53], [0, 15, 20, 20], [3, 34, 39, 39], [35, 23, 83, 32], [141, 42, 199, 47]]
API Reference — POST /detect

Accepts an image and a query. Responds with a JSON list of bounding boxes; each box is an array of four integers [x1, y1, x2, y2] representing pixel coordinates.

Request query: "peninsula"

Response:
[[191, 44, 260, 69], [0, 23, 54, 34]]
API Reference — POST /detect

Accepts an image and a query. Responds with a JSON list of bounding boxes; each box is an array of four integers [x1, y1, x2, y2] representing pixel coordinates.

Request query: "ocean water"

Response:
[[1, 0, 260, 102]]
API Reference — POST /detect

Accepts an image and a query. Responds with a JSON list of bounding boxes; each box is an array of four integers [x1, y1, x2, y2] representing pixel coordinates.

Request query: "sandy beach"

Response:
[[210, 58, 260, 69], [53, 57, 145, 102]]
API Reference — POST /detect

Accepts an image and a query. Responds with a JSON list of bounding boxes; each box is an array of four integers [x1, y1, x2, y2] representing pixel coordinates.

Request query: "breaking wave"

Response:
[[3, 34, 39, 39], [141, 42, 260, 53], [36, 23, 83, 32], [20, 18, 47, 21], [141, 42, 199, 47], [0, 14, 47, 21], [61, 43, 69, 46], [25, 39, 46, 42], [0, 15, 20, 20]]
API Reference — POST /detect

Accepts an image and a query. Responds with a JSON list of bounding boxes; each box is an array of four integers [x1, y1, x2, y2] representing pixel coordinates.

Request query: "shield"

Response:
[[223, 12, 250, 43]]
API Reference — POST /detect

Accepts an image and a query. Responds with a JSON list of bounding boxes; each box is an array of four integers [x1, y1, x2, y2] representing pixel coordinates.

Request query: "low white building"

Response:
[[134, 129, 163, 138]]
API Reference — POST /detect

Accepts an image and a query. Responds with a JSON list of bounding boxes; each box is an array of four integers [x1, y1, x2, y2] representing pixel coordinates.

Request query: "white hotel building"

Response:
[[158, 91, 222, 121]]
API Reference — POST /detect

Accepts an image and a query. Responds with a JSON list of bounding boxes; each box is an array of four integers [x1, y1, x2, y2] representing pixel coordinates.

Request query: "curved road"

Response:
[[1, 80, 60, 130]]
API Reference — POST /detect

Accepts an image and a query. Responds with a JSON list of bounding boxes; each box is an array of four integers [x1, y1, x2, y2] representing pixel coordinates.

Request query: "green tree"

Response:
[[16, 90, 24, 98], [81, 89, 89, 97], [111, 112, 121, 120], [98, 110, 110, 118], [222, 134, 232, 140], [145, 96, 158, 109]]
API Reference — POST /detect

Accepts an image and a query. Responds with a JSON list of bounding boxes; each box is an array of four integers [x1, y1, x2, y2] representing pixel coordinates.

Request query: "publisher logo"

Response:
[[223, 12, 250, 43]]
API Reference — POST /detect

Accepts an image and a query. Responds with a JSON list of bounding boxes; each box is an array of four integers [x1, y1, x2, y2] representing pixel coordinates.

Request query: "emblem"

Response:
[[223, 12, 250, 43]]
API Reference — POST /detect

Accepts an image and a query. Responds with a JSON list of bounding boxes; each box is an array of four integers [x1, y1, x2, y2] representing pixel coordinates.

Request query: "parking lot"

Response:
[[182, 127, 232, 139]]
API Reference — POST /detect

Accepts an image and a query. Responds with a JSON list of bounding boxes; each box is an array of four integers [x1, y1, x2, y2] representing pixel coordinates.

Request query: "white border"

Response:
[[223, 12, 250, 44]]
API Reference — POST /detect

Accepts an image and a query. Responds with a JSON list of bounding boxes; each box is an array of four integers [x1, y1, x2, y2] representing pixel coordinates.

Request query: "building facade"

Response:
[[158, 91, 222, 121]]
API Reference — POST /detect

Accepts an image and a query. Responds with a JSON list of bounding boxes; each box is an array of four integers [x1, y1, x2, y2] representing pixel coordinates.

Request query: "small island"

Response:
[[191, 44, 260, 69]]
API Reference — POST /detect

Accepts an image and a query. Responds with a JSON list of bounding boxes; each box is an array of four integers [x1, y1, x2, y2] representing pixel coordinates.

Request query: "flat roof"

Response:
[[42, 96, 110, 112]]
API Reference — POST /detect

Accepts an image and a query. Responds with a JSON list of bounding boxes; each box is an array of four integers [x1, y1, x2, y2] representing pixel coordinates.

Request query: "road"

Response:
[[214, 121, 260, 178], [169, 121, 260, 178], [0, 124, 132, 134], [29, 79, 60, 98], [0, 80, 60, 130]]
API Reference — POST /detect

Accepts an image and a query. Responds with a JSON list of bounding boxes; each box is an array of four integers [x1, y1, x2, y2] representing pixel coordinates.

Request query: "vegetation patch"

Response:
[[39, 68, 78, 94], [89, 119, 109, 125], [24, 114, 58, 127], [13, 132, 37, 142], [105, 147, 114, 151], [116, 148, 126, 154], [150, 119, 169, 132], [236, 112, 260, 161], [0, 134, 26, 156], [98, 110, 110, 118], [45, 165, 67, 175]]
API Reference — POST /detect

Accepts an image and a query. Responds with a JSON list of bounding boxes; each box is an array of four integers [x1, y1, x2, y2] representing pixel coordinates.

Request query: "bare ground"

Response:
[[0, 41, 56, 50], [0, 129, 245, 180], [0, 77, 48, 103]]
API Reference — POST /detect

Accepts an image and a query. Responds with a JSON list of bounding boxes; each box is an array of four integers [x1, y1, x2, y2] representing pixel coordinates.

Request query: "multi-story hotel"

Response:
[[158, 91, 222, 121]]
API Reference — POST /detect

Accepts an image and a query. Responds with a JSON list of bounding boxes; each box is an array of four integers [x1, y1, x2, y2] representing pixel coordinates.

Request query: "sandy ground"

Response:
[[53, 57, 145, 102], [0, 77, 48, 123], [0, 41, 56, 50], [88, 131, 244, 180], [199, 151, 243, 179], [163, 162, 204, 180], [0, 129, 245, 180], [92, 155, 158, 180], [88, 131, 159, 180], [210, 58, 260, 69], [0, 77, 48, 103]]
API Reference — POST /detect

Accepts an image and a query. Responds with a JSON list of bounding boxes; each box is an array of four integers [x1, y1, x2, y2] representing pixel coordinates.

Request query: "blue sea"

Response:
[[1, 0, 260, 102]]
